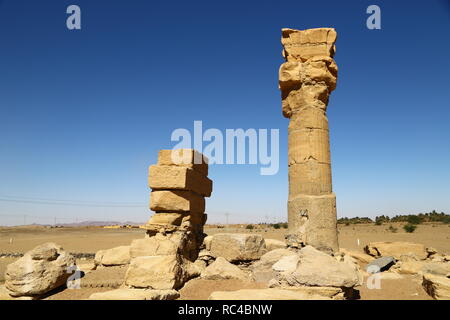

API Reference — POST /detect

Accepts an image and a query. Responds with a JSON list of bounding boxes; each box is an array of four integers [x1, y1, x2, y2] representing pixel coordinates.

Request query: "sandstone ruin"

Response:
[[279, 27, 339, 253], [124, 149, 212, 290]]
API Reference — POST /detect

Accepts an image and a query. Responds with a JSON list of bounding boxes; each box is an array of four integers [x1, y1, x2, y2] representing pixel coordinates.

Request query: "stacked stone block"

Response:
[[124, 149, 212, 290], [146, 149, 211, 257]]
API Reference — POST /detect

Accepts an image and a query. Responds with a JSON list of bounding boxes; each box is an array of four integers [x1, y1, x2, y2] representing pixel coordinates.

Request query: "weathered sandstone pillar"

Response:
[[124, 149, 212, 290], [279, 28, 339, 253], [145, 149, 211, 261]]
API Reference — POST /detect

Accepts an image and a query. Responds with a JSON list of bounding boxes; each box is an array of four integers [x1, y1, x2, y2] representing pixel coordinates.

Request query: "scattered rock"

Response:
[[197, 249, 215, 266], [366, 256, 396, 273], [339, 248, 374, 265], [264, 239, 287, 251], [271, 245, 362, 289], [203, 235, 213, 251], [5, 243, 76, 297], [209, 233, 267, 262], [251, 248, 297, 283], [394, 261, 450, 276], [422, 273, 450, 300], [183, 260, 204, 280], [272, 254, 299, 273], [422, 262, 450, 277], [201, 257, 249, 280], [364, 242, 428, 260], [95, 246, 130, 266], [0, 285, 35, 300], [125, 255, 185, 290], [88, 288, 179, 300], [208, 288, 331, 300], [395, 261, 426, 275]]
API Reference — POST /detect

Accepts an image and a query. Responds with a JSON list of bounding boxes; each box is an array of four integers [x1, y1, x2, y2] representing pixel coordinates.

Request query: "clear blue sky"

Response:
[[1, 0, 449, 225]]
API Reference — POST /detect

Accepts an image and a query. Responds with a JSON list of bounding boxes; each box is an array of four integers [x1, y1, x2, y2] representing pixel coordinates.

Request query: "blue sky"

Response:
[[1, 0, 449, 225]]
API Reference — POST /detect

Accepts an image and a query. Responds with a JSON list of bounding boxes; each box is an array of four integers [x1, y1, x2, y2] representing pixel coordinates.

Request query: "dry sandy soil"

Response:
[[0, 222, 448, 300]]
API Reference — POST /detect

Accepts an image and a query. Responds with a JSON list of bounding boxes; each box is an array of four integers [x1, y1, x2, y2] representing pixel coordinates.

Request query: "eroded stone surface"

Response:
[[209, 233, 267, 262], [364, 242, 429, 260], [5, 243, 76, 297], [264, 239, 287, 251], [270, 245, 362, 288], [95, 246, 130, 266], [201, 257, 249, 280], [422, 273, 450, 300], [279, 28, 339, 253], [125, 255, 185, 290]]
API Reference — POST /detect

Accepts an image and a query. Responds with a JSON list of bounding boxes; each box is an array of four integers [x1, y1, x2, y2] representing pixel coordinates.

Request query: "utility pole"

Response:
[[23, 214, 27, 226], [224, 212, 230, 226]]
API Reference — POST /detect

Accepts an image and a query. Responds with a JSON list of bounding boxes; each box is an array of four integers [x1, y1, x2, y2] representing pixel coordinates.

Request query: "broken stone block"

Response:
[[364, 242, 429, 260], [339, 248, 375, 265], [5, 243, 76, 297], [251, 248, 297, 283], [125, 255, 185, 290], [271, 245, 362, 289], [150, 190, 205, 213], [422, 273, 450, 300], [366, 256, 396, 273], [95, 246, 130, 266], [148, 165, 212, 197], [201, 257, 249, 281], [157, 149, 208, 175], [209, 233, 267, 262]]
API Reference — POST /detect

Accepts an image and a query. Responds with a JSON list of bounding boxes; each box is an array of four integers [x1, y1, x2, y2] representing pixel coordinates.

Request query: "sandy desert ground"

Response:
[[0, 222, 449, 300]]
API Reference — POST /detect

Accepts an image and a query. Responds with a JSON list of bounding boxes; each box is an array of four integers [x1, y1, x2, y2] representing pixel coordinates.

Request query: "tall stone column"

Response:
[[279, 28, 339, 253]]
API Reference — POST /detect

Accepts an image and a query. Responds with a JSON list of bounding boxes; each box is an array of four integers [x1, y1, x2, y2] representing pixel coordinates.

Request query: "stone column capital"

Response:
[[279, 28, 338, 119]]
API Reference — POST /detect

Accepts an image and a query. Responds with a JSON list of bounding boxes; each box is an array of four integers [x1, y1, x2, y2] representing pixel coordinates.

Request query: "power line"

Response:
[[0, 195, 146, 208]]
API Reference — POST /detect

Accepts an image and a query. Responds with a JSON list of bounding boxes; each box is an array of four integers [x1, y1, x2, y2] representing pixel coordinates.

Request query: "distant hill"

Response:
[[58, 221, 145, 227]]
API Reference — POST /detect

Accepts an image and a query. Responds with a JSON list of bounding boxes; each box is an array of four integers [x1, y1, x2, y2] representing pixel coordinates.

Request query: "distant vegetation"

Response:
[[403, 223, 417, 233], [338, 210, 450, 225], [337, 217, 374, 225], [387, 225, 398, 233]]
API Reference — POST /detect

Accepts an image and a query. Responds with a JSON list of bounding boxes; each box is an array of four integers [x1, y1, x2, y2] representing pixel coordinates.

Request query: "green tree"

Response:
[[403, 223, 417, 233], [407, 215, 422, 225]]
